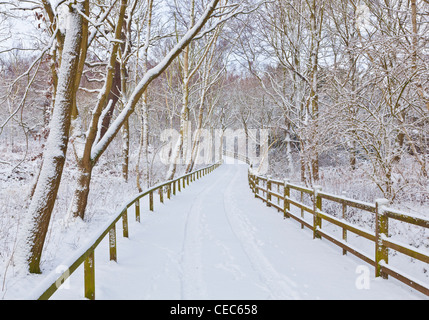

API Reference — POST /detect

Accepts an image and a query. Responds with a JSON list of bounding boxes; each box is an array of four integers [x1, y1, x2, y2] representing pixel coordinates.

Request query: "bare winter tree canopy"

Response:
[[0, 0, 428, 294]]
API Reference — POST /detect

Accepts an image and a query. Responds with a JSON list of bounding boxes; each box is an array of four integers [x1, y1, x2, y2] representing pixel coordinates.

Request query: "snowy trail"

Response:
[[222, 168, 301, 299], [51, 163, 423, 300]]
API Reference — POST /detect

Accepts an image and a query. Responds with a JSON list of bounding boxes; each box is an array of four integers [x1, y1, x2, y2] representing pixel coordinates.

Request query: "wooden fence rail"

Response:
[[33, 161, 222, 300], [247, 169, 429, 296]]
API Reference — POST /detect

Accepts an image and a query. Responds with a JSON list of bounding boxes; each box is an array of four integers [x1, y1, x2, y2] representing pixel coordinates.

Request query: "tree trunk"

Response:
[[136, 0, 153, 191], [308, 0, 322, 182], [99, 61, 122, 140], [136, 96, 150, 191], [21, 4, 84, 273], [142, 97, 150, 186], [186, 81, 207, 173], [121, 119, 130, 181], [68, 0, 129, 220], [166, 28, 192, 179], [285, 122, 294, 175], [68, 159, 93, 221]]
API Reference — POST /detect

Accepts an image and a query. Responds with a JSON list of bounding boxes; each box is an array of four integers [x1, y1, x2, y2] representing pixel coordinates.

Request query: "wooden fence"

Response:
[[31, 150, 428, 298], [33, 161, 222, 300], [248, 169, 429, 296]]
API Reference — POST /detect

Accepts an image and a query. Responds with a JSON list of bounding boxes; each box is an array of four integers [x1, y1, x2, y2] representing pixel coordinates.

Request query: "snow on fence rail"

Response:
[[247, 170, 429, 297], [30, 161, 222, 300]]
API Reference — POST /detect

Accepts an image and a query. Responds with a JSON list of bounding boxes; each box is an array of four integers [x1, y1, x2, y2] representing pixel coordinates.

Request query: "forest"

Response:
[[0, 0, 427, 294]]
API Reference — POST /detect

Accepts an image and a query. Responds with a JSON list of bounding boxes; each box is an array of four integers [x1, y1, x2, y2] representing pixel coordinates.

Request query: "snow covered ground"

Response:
[[25, 162, 425, 300]]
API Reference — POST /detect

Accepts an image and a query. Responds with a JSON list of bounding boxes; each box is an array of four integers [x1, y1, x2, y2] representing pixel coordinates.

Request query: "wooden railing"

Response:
[[31, 161, 222, 300], [248, 169, 429, 296]]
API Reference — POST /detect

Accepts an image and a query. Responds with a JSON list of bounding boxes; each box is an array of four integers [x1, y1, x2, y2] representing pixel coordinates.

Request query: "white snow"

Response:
[[26, 163, 425, 300]]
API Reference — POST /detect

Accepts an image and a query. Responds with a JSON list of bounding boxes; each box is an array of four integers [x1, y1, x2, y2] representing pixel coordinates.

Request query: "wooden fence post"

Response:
[[255, 176, 259, 198], [159, 187, 164, 203], [342, 191, 347, 255], [266, 175, 272, 207], [84, 251, 95, 300], [375, 198, 389, 279], [149, 191, 154, 211], [313, 186, 322, 239], [283, 179, 290, 219], [122, 210, 129, 238], [248, 169, 251, 188], [135, 199, 140, 222], [300, 191, 305, 229], [109, 226, 117, 262]]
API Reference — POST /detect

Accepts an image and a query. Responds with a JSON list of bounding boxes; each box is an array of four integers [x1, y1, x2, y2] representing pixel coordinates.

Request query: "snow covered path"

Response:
[[51, 163, 423, 300]]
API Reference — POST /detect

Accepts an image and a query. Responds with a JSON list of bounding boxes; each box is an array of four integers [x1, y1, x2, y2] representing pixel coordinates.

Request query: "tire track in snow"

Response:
[[180, 192, 207, 299], [179, 166, 233, 299], [180, 164, 300, 299], [222, 168, 302, 300]]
